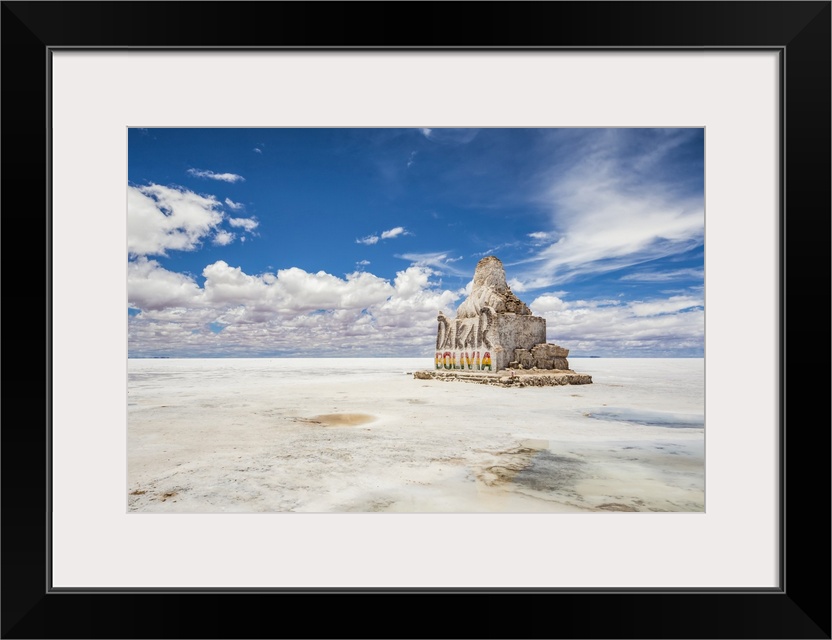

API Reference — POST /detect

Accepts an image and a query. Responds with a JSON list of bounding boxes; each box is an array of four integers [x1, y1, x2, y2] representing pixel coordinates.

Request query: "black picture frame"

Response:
[[2, 2, 829, 638]]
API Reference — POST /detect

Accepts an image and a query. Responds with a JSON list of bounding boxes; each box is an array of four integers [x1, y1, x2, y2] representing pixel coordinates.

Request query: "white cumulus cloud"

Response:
[[530, 290, 704, 356], [228, 217, 259, 232], [128, 257, 204, 310], [213, 230, 235, 246], [127, 184, 224, 256], [128, 260, 463, 357]]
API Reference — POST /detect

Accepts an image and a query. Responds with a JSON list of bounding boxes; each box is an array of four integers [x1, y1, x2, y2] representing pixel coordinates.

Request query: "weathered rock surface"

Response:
[[512, 343, 571, 370], [455, 256, 531, 318]]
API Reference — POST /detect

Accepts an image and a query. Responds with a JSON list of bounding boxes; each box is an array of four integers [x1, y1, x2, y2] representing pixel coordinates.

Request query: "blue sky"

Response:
[[128, 128, 704, 358]]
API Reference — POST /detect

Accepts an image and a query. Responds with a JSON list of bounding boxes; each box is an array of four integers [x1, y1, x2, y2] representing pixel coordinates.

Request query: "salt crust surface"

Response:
[[128, 357, 704, 513]]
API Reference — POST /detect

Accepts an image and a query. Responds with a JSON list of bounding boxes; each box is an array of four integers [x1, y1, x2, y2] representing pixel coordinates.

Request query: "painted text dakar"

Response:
[[434, 305, 495, 371]]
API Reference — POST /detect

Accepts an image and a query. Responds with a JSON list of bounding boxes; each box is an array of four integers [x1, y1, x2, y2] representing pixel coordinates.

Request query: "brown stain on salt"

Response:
[[596, 502, 639, 512], [305, 413, 377, 427]]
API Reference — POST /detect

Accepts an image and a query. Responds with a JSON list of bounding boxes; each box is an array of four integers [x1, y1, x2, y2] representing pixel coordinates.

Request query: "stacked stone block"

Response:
[[511, 343, 570, 371]]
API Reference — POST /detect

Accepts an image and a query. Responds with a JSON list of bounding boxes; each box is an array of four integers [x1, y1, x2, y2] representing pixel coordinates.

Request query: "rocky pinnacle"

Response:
[[455, 256, 531, 318]]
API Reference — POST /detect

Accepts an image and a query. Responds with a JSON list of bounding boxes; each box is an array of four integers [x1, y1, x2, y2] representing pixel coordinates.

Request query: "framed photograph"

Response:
[[123, 125, 706, 519], [3, 2, 829, 638]]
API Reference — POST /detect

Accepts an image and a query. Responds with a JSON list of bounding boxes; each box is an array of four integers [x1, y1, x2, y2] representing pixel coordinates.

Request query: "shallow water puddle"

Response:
[[584, 407, 704, 428], [512, 450, 585, 492], [476, 439, 585, 498]]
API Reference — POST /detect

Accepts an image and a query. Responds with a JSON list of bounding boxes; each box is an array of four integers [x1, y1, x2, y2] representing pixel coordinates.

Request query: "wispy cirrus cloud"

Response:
[[356, 226, 409, 245], [515, 129, 704, 290], [187, 168, 245, 183], [628, 295, 703, 317], [420, 128, 479, 145], [619, 267, 704, 282], [381, 226, 407, 240], [471, 242, 521, 259], [527, 231, 553, 247], [398, 252, 469, 277]]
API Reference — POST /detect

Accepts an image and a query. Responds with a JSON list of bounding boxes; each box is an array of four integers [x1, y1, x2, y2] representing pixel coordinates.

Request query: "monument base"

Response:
[[413, 368, 593, 387]]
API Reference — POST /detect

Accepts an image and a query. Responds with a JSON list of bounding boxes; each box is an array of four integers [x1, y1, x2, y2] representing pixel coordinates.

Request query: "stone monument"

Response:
[[415, 256, 592, 386]]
